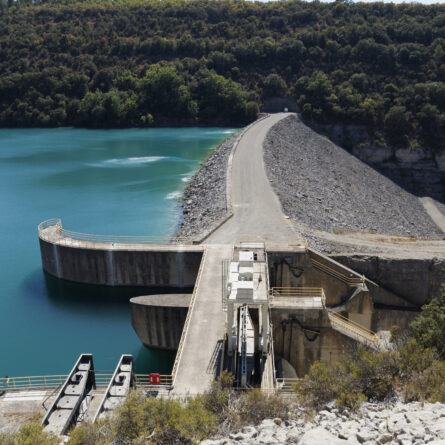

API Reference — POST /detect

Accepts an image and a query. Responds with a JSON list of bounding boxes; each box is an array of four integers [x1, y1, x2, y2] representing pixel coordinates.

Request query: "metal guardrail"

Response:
[[310, 258, 365, 286], [327, 311, 378, 348], [270, 287, 325, 297], [171, 248, 208, 384], [276, 377, 300, 392], [0, 374, 173, 391], [270, 296, 325, 309], [269, 287, 326, 308], [0, 375, 67, 390], [38, 219, 188, 245]]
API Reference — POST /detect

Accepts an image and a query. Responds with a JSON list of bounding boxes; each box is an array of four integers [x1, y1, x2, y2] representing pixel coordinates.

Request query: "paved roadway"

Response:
[[173, 114, 299, 394], [207, 113, 298, 245]]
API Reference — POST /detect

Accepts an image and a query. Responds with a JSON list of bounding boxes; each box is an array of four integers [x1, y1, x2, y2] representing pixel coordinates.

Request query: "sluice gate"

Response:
[[93, 354, 136, 422], [42, 354, 96, 436]]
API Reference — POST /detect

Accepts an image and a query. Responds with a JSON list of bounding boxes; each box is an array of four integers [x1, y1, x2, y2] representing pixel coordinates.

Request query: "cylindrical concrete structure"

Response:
[[130, 294, 191, 350]]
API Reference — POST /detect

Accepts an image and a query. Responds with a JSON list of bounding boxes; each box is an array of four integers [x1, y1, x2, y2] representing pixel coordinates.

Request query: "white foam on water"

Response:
[[181, 173, 193, 183], [204, 130, 236, 135], [165, 190, 182, 200], [90, 156, 167, 167]]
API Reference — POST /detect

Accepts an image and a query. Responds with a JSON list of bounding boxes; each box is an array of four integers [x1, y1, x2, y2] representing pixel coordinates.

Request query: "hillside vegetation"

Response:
[[0, 0, 444, 146]]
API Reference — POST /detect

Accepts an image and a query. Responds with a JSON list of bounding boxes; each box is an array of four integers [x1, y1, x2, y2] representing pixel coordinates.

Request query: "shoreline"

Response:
[[175, 130, 242, 241]]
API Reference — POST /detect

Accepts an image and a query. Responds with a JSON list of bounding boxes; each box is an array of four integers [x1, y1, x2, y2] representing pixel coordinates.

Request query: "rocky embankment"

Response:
[[264, 115, 442, 239], [177, 131, 240, 240], [202, 401, 445, 445]]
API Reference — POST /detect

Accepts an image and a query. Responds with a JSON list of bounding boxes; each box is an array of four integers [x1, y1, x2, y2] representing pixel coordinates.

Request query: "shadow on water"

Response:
[[22, 270, 187, 374], [134, 345, 176, 375], [41, 271, 192, 314]]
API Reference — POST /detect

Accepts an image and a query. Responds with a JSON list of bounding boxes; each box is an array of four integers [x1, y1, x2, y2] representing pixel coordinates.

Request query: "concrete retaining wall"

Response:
[[39, 239, 203, 288], [332, 255, 445, 307]]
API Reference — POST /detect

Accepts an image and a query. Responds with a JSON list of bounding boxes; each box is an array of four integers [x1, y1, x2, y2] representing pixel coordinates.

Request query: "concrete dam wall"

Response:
[[39, 238, 203, 288], [332, 254, 445, 307]]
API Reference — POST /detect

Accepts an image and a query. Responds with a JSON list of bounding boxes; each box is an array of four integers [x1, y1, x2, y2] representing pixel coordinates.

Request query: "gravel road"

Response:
[[264, 115, 442, 239]]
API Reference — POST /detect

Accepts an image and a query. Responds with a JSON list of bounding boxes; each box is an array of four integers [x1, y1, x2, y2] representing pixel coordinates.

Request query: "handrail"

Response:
[[171, 248, 208, 384], [270, 287, 324, 296], [310, 258, 365, 286], [327, 311, 378, 347], [0, 373, 173, 391], [269, 287, 326, 308], [276, 377, 300, 393], [38, 219, 188, 245]]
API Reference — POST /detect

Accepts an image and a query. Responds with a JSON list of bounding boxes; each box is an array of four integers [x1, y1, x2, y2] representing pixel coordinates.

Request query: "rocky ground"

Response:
[[176, 131, 241, 240], [263, 115, 442, 240], [201, 400, 445, 445]]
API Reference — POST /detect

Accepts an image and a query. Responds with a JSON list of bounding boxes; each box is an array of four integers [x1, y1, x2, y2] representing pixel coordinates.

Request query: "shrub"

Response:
[[238, 389, 289, 425], [403, 360, 445, 403], [294, 361, 346, 408], [68, 420, 109, 445], [295, 345, 399, 410], [4, 423, 58, 445], [410, 296, 445, 359]]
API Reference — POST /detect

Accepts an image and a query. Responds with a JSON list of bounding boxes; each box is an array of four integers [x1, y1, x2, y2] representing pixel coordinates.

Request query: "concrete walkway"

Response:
[[173, 244, 232, 395], [207, 113, 299, 245]]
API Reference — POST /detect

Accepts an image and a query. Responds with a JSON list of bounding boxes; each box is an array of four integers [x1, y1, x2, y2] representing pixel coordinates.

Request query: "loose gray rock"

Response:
[[263, 115, 442, 239], [177, 130, 241, 240]]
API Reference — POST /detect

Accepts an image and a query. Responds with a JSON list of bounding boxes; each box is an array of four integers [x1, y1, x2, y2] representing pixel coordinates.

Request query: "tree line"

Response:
[[0, 0, 444, 148]]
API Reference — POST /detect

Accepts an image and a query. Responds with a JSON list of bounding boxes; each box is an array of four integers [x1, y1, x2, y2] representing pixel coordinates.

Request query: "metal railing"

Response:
[[269, 287, 326, 308], [38, 219, 188, 245], [276, 377, 300, 392], [270, 287, 325, 297], [327, 311, 378, 348], [135, 374, 173, 387], [171, 248, 208, 384], [310, 258, 365, 286], [0, 373, 173, 391], [0, 375, 68, 390]]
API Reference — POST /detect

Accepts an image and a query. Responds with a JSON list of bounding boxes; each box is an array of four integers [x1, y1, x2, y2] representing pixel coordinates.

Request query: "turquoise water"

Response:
[[0, 127, 236, 377]]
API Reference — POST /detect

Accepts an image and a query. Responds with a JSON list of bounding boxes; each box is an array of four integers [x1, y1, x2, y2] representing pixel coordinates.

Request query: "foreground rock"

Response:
[[263, 115, 442, 239], [201, 400, 445, 445], [177, 130, 240, 240]]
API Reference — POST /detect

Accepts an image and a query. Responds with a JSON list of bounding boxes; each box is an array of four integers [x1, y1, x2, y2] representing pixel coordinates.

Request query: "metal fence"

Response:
[[38, 218, 188, 245], [0, 373, 173, 391], [310, 258, 365, 286]]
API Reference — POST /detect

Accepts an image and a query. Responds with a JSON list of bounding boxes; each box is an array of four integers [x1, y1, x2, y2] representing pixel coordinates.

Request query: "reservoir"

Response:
[[0, 127, 235, 377]]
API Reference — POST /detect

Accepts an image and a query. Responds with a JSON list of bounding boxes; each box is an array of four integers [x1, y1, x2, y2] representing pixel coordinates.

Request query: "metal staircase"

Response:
[[327, 311, 378, 350]]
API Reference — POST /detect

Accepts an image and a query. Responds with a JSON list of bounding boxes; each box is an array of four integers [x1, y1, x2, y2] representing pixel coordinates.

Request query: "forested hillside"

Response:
[[0, 0, 444, 148]]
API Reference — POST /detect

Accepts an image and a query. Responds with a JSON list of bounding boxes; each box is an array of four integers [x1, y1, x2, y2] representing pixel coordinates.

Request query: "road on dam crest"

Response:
[[207, 113, 298, 245]]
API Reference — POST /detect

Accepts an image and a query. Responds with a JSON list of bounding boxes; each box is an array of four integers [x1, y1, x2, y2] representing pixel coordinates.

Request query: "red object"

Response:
[[149, 373, 161, 385]]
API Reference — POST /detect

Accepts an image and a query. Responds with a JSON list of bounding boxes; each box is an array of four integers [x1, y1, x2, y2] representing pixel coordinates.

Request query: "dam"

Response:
[[33, 113, 444, 400]]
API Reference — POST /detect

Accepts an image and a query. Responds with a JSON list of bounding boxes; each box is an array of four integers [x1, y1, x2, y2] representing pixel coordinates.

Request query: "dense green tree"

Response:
[[0, 0, 442, 140]]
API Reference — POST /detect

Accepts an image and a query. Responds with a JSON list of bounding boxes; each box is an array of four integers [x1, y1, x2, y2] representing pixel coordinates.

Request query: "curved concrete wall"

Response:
[[130, 295, 190, 350], [39, 238, 203, 288]]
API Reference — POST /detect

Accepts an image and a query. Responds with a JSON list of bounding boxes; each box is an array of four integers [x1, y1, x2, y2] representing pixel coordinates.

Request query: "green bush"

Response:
[[295, 345, 399, 410], [410, 296, 445, 359], [0, 423, 58, 445]]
